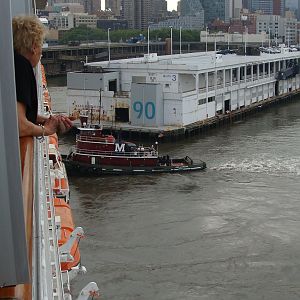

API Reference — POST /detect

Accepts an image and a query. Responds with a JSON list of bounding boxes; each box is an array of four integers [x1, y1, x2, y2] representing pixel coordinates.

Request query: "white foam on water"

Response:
[[213, 156, 300, 176]]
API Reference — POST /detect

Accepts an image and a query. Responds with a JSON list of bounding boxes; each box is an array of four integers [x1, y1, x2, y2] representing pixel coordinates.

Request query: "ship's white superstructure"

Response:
[[67, 47, 300, 130], [0, 1, 99, 299]]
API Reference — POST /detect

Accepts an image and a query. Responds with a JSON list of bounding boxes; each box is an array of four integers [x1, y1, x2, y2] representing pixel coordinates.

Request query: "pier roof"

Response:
[[86, 51, 300, 73]]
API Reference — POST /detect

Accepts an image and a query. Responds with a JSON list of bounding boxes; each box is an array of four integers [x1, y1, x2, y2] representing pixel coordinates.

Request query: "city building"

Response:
[[48, 11, 75, 30], [48, 11, 97, 29], [251, 0, 285, 16], [179, 0, 204, 16], [230, 0, 243, 18], [151, 0, 168, 23], [97, 18, 128, 30], [51, 2, 85, 13], [150, 13, 204, 30], [82, 0, 101, 14], [256, 14, 297, 45], [200, 30, 267, 44], [121, 0, 168, 29], [242, 0, 251, 9], [229, 13, 257, 34], [273, 0, 285, 15], [200, 0, 231, 24], [73, 12, 97, 27], [105, 0, 122, 16]]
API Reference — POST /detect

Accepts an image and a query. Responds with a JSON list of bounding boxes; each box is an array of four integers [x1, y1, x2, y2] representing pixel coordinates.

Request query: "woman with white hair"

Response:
[[12, 15, 72, 138]]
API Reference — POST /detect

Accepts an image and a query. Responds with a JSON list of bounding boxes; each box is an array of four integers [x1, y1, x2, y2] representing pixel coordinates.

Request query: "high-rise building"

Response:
[[93, 0, 101, 12], [151, 0, 168, 23], [123, 0, 166, 29], [273, 0, 285, 16], [251, 0, 285, 15], [242, 0, 251, 9], [229, 0, 242, 18], [180, 0, 204, 16], [123, 0, 134, 28], [82, 0, 101, 14], [200, 0, 231, 24], [105, 0, 122, 16]]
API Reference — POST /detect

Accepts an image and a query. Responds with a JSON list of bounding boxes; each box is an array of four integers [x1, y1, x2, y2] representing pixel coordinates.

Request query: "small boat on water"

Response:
[[63, 126, 206, 175]]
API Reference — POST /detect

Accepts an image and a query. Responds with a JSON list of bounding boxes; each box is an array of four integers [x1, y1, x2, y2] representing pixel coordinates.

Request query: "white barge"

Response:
[[67, 46, 300, 133]]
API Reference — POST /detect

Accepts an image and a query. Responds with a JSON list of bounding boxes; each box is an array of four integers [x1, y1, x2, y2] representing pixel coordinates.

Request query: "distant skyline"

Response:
[[100, 0, 299, 13], [101, 0, 178, 11]]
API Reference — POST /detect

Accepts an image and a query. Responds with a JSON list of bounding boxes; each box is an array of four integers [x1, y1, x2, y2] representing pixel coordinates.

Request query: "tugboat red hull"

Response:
[[72, 153, 159, 167], [62, 155, 206, 175]]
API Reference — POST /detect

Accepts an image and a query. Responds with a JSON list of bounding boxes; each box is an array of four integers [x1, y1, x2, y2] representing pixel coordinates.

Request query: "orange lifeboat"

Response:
[[41, 64, 47, 87], [54, 198, 81, 271], [49, 133, 59, 149], [53, 176, 69, 192]]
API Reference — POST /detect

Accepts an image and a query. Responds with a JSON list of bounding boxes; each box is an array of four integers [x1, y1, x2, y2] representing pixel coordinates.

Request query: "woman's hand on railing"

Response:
[[44, 116, 58, 136]]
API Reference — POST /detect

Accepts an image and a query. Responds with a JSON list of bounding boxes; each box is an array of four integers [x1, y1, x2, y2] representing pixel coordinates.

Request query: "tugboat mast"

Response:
[[99, 88, 102, 127]]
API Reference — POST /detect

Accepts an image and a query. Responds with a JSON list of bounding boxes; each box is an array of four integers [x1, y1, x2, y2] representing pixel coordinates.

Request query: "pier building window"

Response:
[[246, 66, 251, 77], [240, 67, 245, 81], [198, 99, 206, 105], [264, 63, 269, 75], [208, 97, 215, 103], [115, 108, 129, 122], [109, 79, 117, 93], [132, 76, 146, 83], [232, 69, 237, 82], [259, 64, 264, 77], [179, 74, 195, 92], [270, 62, 274, 74], [224, 100, 230, 112], [253, 65, 257, 78]]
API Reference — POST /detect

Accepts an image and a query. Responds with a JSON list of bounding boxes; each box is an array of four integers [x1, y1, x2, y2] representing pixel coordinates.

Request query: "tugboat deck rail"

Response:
[[76, 134, 115, 143], [75, 148, 158, 157]]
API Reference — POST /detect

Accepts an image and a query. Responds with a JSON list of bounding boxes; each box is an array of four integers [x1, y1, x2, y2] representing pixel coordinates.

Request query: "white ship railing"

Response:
[[75, 147, 158, 158], [32, 63, 66, 299], [183, 72, 278, 98], [32, 63, 100, 300], [32, 138, 65, 300]]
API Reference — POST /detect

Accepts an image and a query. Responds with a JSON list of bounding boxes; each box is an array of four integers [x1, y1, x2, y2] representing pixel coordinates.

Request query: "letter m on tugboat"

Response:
[[115, 143, 125, 152]]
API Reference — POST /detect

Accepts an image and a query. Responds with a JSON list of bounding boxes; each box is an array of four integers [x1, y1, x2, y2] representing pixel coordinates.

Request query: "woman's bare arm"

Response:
[[17, 102, 58, 137]]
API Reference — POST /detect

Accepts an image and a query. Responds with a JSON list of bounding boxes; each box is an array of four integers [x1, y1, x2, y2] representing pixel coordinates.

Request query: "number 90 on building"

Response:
[[131, 83, 164, 126]]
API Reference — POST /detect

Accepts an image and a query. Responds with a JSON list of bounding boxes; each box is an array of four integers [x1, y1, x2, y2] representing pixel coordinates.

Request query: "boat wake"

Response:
[[213, 156, 300, 176]]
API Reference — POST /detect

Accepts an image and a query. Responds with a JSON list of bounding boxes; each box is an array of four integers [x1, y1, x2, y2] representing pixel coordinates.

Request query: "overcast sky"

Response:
[[101, 0, 178, 11], [167, 0, 178, 10]]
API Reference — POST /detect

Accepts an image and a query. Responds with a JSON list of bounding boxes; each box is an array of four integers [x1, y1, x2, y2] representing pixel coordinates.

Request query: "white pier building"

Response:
[[67, 47, 300, 130]]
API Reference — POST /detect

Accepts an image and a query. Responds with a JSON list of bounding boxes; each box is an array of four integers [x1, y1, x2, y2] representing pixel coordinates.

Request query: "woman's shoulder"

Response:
[[14, 52, 31, 71]]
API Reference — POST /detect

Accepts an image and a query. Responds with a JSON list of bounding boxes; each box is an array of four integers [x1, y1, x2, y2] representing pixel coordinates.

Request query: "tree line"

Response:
[[59, 25, 204, 44]]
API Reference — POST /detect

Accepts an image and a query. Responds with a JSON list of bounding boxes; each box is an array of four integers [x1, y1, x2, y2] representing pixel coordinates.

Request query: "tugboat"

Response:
[[63, 124, 206, 176]]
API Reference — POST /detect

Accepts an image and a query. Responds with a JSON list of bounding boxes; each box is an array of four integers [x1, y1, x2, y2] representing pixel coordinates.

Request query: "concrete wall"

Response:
[[68, 71, 119, 92], [131, 83, 164, 126]]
